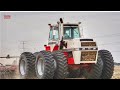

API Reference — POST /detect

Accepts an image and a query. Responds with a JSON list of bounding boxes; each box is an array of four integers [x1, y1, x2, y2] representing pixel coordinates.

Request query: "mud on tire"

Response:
[[52, 51, 68, 79], [99, 50, 114, 79]]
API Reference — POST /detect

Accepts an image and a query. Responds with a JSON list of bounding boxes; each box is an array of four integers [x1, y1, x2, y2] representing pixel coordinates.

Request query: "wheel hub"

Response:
[[36, 58, 45, 77], [20, 59, 26, 76]]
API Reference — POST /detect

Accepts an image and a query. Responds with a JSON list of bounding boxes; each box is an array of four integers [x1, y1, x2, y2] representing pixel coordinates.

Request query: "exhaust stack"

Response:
[[60, 18, 63, 23]]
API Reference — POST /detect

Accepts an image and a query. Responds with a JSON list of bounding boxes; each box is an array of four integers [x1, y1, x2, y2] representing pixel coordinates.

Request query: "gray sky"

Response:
[[0, 12, 120, 64]]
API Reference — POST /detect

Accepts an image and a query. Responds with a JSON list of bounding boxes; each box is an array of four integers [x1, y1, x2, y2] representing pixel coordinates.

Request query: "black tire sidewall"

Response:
[[99, 50, 114, 79], [83, 54, 103, 79], [52, 51, 68, 79]]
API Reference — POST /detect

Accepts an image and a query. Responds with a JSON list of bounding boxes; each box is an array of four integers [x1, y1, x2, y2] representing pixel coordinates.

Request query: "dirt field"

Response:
[[112, 65, 120, 79], [14, 65, 120, 79]]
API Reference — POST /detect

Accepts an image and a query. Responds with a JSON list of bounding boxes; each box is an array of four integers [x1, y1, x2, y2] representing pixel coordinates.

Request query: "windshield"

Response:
[[63, 27, 80, 39]]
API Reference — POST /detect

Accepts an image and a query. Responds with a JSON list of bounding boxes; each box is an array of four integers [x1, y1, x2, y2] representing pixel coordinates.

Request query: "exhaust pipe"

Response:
[[60, 18, 63, 23]]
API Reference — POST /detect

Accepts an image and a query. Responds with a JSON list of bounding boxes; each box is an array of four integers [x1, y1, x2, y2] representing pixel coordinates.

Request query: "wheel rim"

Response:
[[20, 59, 26, 76], [36, 57, 44, 77]]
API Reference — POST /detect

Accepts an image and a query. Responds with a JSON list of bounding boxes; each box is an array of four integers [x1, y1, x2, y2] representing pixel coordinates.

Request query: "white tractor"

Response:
[[19, 18, 114, 79]]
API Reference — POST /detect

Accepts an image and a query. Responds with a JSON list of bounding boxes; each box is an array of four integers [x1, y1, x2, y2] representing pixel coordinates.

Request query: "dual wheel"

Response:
[[19, 50, 68, 79], [68, 50, 114, 79], [19, 50, 114, 79]]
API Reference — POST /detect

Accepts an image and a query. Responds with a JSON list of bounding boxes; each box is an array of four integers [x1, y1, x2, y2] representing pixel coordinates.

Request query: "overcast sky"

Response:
[[0, 12, 120, 64]]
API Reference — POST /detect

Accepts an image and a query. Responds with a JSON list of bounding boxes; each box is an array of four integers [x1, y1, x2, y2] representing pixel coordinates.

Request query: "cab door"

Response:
[[48, 27, 59, 51]]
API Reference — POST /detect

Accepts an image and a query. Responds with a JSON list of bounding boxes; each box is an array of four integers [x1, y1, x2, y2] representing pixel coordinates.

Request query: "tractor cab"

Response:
[[48, 25, 59, 41], [47, 19, 83, 51], [48, 19, 82, 41]]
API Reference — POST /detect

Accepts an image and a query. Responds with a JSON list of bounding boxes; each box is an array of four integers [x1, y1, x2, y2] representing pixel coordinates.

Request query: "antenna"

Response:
[[20, 41, 27, 52]]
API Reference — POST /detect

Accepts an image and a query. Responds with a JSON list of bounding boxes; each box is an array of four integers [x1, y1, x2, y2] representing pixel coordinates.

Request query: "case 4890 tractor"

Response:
[[19, 18, 114, 79]]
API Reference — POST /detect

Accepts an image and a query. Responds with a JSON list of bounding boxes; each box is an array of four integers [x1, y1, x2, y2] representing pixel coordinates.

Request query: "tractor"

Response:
[[19, 18, 114, 79]]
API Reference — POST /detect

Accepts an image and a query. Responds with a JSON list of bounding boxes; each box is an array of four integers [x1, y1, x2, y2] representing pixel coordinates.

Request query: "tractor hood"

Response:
[[63, 38, 98, 64], [64, 38, 96, 49]]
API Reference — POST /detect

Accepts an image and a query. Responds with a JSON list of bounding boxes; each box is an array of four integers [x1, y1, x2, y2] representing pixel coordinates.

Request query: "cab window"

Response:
[[49, 27, 59, 40], [63, 27, 80, 39], [49, 29, 53, 40]]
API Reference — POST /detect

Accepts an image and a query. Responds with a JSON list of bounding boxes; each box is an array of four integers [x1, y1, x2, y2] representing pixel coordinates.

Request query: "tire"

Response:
[[19, 52, 36, 79], [99, 50, 114, 79], [35, 50, 55, 79], [33, 52, 40, 57], [83, 53, 103, 79], [52, 51, 68, 79], [68, 69, 80, 78]]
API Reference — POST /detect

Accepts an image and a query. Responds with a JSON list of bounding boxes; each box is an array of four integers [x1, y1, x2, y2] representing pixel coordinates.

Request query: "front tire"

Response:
[[52, 51, 68, 79], [99, 50, 114, 79], [68, 69, 80, 78], [35, 50, 55, 79], [83, 54, 103, 79]]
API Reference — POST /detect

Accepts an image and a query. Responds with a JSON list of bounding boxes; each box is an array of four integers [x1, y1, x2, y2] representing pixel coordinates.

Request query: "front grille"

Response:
[[81, 42, 96, 46], [81, 51, 97, 61]]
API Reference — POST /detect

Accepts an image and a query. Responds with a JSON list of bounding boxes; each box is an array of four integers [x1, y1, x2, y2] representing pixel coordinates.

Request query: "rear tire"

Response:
[[35, 50, 55, 79], [83, 54, 103, 79], [19, 52, 36, 79], [68, 69, 80, 78], [99, 50, 114, 79], [52, 51, 68, 79]]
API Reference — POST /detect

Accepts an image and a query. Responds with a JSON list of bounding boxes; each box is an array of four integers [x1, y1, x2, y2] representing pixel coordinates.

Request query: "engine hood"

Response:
[[64, 38, 96, 49]]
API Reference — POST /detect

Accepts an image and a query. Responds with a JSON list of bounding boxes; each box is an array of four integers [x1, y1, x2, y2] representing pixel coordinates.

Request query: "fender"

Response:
[[44, 44, 59, 51], [53, 44, 59, 51], [44, 45, 51, 51], [63, 52, 75, 64]]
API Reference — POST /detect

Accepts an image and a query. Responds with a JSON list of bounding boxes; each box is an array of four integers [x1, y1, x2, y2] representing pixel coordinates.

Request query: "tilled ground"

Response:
[[7, 65, 120, 79], [112, 65, 120, 79]]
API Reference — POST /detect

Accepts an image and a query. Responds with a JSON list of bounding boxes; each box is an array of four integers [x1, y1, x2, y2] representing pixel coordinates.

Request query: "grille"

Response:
[[81, 42, 96, 46], [81, 51, 97, 61]]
